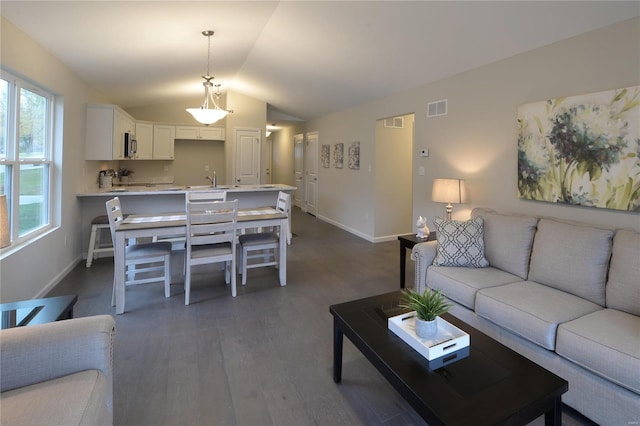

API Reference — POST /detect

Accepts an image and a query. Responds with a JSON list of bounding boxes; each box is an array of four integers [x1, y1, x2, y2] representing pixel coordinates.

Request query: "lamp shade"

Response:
[[186, 107, 228, 125], [431, 178, 467, 204], [0, 195, 10, 248]]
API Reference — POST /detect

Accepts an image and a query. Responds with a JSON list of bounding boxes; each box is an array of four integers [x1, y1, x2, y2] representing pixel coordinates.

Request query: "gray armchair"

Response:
[[0, 315, 116, 425]]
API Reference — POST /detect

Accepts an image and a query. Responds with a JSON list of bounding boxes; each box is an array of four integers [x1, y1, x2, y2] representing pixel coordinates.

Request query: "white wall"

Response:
[[0, 18, 104, 302], [307, 17, 640, 239]]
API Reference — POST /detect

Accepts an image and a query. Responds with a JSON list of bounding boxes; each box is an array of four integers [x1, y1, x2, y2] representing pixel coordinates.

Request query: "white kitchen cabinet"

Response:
[[175, 125, 225, 141], [85, 104, 136, 160], [153, 125, 175, 160], [134, 122, 153, 159]]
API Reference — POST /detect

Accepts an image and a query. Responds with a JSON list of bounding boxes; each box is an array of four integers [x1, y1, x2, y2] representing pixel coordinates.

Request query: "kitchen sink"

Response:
[[186, 185, 217, 190]]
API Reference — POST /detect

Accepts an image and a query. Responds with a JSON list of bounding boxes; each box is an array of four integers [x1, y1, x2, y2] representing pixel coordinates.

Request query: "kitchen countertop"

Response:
[[78, 184, 296, 197]]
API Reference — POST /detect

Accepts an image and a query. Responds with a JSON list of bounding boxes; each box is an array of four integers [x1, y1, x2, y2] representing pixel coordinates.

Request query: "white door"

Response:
[[261, 136, 272, 184], [235, 128, 260, 185], [305, 131, 318, 216], [293, 134, 304, 208]]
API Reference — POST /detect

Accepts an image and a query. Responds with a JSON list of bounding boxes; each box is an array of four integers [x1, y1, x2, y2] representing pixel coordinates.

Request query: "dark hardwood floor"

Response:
[[49, 207, 592, 426]]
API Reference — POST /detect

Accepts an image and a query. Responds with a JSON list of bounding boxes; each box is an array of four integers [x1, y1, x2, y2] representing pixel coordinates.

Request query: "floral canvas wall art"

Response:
[[334, 143, 344, 169], [321, 144, 330, 168], [348, 141, 360, 170], [517, 86, 640, 211]]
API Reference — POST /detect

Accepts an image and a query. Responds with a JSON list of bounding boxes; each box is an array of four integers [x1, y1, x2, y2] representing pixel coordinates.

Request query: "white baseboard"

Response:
[[35, 255, 83, 299], [316, 214, 405, 243]]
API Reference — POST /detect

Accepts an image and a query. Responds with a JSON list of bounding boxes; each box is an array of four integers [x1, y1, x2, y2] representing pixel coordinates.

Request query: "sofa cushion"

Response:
[[556, 309, 640, 394], [476, 281, 602, 350], [472, 208, 538, 280], [0, 370, 110, 426], [606, 229, 640, 316], [528, 218, 613, 306], [433, 216, 489, 268], [427, 265, 523, 309]]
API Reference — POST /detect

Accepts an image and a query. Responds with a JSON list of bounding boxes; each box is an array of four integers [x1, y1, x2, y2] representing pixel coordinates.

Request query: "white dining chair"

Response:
[[238, 191, 290, 285], [184, 196, 238, 304], [152, 190, 227, 247], [105, 197, 173, 310]]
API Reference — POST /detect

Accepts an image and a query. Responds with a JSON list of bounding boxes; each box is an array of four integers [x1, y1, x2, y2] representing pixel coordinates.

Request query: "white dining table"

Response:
[[113, 207, 289, 314]]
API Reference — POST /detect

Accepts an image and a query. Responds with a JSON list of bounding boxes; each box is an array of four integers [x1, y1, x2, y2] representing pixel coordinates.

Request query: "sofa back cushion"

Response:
[[529, 219, 613, 306], [471, 208, 538, 280], [606, 229, 640, 316]]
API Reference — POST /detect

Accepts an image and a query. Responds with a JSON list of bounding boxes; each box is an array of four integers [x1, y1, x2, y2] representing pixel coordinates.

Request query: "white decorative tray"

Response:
[[388, 312, 470, 361]]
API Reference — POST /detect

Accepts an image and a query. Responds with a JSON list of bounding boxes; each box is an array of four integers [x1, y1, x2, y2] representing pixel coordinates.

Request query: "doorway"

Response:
[[293, 134, 304, 208], [234, 128, 261, 185], [375, 113, 414, 236], [304, 131, 318, 216]]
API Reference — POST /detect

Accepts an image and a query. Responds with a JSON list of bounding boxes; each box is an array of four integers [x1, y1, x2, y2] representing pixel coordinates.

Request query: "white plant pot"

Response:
[[415, 317, 438, 338]]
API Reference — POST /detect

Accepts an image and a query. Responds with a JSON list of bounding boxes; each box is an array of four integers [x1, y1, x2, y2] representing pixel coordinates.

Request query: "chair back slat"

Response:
[[186, 197, 238, 248], [105, 197, 124, 243], [275, 191, 292, 242]]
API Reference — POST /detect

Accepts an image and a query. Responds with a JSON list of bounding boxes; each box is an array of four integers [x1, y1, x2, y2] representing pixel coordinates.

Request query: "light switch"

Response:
[[418, 166, 425, 176]]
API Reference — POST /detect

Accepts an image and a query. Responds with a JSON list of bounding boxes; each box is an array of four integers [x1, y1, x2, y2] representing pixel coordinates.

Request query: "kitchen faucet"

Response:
[[205, 171, 217, 187]]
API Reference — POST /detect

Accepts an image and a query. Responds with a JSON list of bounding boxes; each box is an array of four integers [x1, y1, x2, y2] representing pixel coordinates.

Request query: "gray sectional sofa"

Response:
[[412, 208, 639, 425], [0, 315, 116, 425]]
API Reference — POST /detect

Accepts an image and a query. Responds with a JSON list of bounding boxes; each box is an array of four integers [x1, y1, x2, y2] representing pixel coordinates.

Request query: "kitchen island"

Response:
[[77, 184, 296, 260]]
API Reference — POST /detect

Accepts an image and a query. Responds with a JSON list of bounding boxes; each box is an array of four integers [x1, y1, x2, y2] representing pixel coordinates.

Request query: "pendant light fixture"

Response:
[[186, 30, 232, 125]]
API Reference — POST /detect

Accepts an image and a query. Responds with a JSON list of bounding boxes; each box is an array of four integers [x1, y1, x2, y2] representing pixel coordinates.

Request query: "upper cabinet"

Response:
[[175, 125, 225, 141], [85, 104, 222, 160], [86, 104, 135, 160], [153, 125, 175, 160], [134, 122, 153, 160]]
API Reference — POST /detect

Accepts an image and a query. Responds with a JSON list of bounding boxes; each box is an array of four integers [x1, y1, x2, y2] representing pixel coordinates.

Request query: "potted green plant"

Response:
[[117, 168, 134, 185], [400, 288, 452, 338]]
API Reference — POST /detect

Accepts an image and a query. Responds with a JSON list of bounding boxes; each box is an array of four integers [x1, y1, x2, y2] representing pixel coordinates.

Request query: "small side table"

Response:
[[398, 232, 436, 288], [1, 295, 78, 329]]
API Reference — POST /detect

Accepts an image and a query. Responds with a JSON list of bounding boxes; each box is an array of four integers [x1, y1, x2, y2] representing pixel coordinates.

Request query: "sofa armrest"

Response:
[[411, 240, 438, 293], [0, 315, 115, 394]]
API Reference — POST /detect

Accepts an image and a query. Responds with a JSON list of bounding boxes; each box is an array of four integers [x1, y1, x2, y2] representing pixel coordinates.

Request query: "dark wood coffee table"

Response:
[[1, 295, 78, 329], [330, 291, 568, 426]]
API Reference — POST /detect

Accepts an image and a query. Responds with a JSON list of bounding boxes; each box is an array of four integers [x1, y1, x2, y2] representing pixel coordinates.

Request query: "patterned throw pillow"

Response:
[[433, 216, 490, 267]]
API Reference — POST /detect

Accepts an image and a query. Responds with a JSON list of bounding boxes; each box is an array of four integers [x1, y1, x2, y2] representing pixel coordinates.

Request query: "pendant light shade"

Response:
[[186, 30, 232, 125]]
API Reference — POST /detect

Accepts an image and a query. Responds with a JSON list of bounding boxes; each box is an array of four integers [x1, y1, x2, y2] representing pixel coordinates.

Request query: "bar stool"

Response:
[[86, 215, 113, 267]]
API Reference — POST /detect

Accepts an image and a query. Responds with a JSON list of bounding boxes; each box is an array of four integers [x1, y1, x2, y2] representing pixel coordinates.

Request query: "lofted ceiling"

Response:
[[2, 1, 638, 121]]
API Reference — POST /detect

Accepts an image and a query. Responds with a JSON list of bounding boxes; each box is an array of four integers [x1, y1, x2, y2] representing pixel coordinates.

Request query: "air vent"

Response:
[[427, 99, 447, 117], [383, 117, 404, 128]]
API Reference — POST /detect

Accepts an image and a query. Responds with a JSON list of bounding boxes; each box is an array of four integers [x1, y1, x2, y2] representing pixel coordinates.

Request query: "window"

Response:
[[1, 70, 54, 247]]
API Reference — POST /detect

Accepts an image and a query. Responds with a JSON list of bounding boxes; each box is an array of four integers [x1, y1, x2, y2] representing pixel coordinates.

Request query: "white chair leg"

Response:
[[111, 277, 116, 307], [86, 225, 98, 267], [242, 246, 248, 285], [231, 258, 237, 297], [164, 254, 171, 298], [184, 266, 191, 305]]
